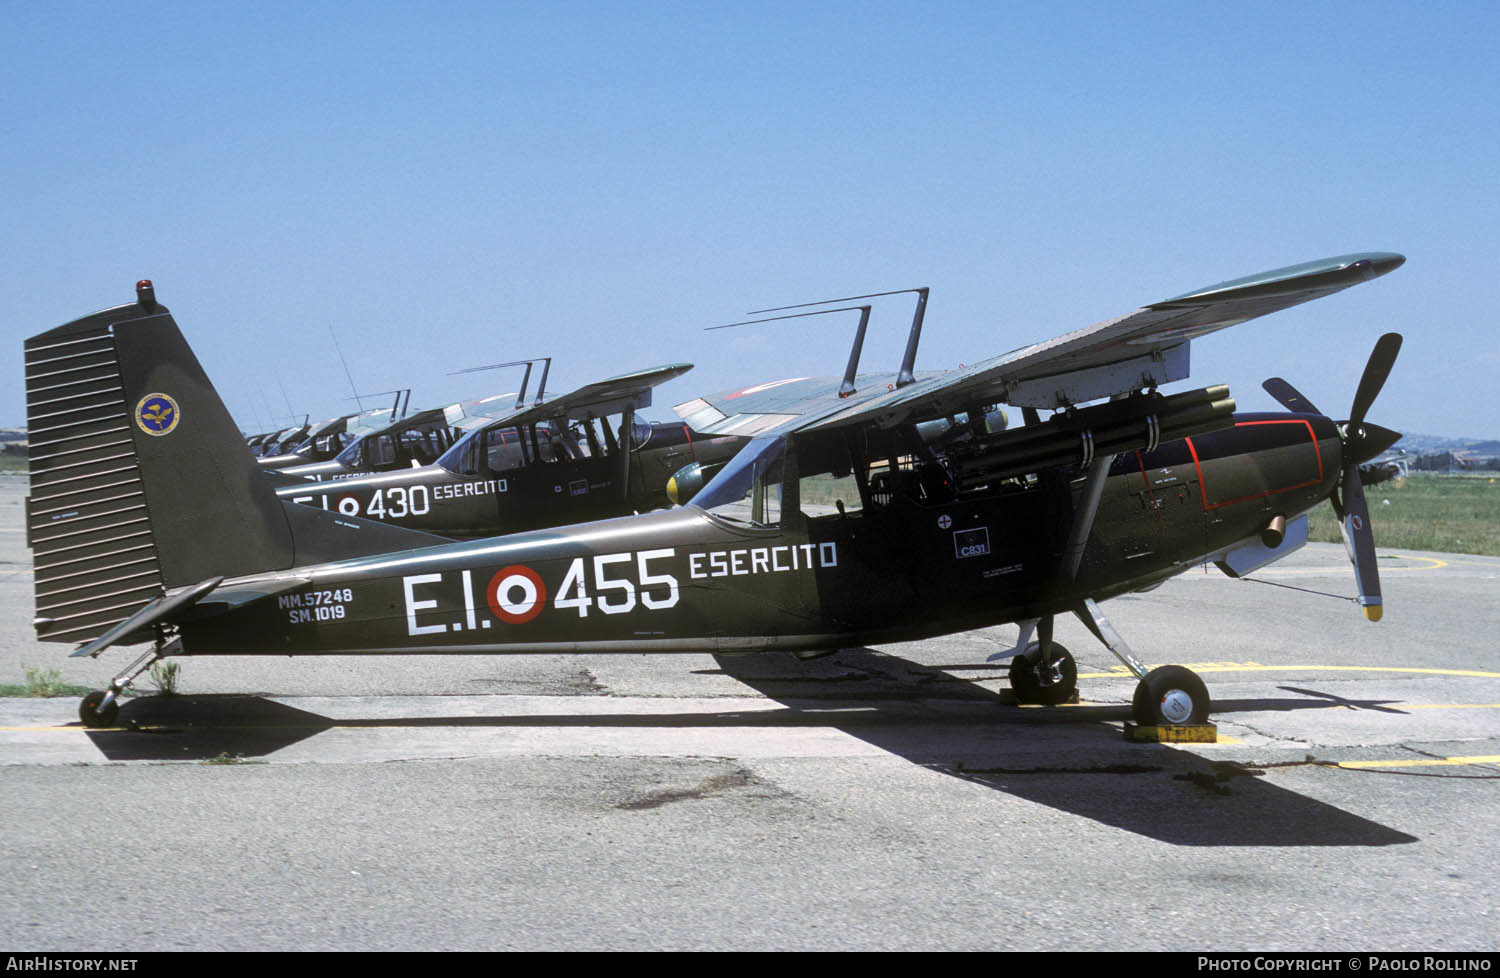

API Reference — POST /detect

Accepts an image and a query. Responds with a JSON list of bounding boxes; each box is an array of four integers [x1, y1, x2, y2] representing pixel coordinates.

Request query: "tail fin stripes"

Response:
[[26, 311, 168, 642]]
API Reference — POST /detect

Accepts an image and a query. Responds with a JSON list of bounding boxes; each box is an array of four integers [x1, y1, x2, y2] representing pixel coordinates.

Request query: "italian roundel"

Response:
[[487, 565, 547, 624]]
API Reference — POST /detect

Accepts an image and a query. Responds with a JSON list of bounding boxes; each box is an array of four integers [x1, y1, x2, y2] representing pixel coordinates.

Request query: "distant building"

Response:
[[1414, 452, 1464, 472]]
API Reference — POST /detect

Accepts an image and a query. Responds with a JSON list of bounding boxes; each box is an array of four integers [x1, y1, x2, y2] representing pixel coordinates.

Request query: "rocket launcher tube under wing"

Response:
[[951, 386, 1235, 485]]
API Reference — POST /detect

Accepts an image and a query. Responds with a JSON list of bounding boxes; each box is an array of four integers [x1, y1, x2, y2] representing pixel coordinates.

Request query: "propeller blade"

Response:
[[1262, 377, 1322, 415], [1337, 462, 1383, 621], [1348, 332, 1403, 428]]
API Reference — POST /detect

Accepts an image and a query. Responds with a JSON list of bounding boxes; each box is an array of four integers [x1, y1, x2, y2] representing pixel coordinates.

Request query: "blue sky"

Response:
[[4, 2, 1495, 438]]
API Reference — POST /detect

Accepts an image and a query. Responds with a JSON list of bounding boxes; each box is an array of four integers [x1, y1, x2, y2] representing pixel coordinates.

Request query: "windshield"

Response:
[[692, 435, 785, 527], [437, 428, 478, 474], [438, 424, 528, 475], [334, 436, 366, 467]]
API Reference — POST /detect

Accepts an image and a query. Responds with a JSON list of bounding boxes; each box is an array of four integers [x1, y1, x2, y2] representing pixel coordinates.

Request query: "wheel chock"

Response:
[[1123, 721, 1217, 743]]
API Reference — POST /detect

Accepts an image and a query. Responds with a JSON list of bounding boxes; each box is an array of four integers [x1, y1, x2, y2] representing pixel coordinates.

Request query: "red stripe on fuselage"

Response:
[[1186, 418, 1324, 511]]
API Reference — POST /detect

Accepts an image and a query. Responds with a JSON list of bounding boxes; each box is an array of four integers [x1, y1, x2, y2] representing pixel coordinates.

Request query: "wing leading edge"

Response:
[[677, 252, 1403, 437], [477, 362, 694, 429]]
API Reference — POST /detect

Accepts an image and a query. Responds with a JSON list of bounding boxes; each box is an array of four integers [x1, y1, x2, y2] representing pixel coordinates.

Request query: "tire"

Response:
[[79, 690, 119, 728], [1131, 665, 1210, 725], [1008, 642, 1077, 705]]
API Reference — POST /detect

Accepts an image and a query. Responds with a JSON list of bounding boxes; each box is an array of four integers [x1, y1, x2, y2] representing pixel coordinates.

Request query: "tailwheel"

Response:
[[1131, 665, 1210, 725], [79, 690, 119, 728], [1008, 642, 1077, 705]]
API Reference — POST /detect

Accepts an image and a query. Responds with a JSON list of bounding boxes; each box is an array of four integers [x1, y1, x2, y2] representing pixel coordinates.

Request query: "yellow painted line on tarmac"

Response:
[[1335, 754, 1500, 770], [1080, 662, 1500, 680], [0, 724, 86, 732], [1196, 733, 1243, 745], [1379, 554, 1450, 569], [1252, 554, 1448, 577]]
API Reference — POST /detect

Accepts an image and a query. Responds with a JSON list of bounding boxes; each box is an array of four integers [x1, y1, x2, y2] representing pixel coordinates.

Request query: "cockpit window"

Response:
[[439, 424, 527, 475], [367, 433, 397, 468], [335, 436, 364, 467], [438, 431, 478, 475], [693, 436, 784, 528], [400, 425, 447, 466], [485, 427, 526, 470], [794, 430, 863, 519]]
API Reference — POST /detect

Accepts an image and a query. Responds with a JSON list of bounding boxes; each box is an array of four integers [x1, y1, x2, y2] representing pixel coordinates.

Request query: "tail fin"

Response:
[[25, 281, 440, 645]]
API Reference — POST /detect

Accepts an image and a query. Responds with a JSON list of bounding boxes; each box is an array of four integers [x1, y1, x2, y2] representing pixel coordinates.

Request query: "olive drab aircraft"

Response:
[[265, 393, 507, 482], [255, 402, 406, 469], [274, 364, 748, 538], [22, 256, 1405, 730]]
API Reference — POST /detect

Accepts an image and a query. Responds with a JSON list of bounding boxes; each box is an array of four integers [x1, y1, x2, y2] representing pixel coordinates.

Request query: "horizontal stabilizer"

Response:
[[70, 576, 223, 657]]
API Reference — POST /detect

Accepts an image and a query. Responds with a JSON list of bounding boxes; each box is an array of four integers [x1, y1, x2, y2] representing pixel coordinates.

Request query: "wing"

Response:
[[678, 252, 1404, 437], [468, 363, 694, 429], [344, 406, 400, 437], [442, 391, 524, 429]]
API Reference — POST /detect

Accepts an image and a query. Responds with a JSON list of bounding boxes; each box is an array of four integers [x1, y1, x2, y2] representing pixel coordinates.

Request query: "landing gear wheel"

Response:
[[79, 690, 118, 728], [1008, 642, 1077, 705], [1132, 665, 1210, 725]]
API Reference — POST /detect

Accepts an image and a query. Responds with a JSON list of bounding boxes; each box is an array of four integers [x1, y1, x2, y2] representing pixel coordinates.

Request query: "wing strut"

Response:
[[709, 306, 871, 398], [1060, 454, 1115, 583], [746, 287, 931, 390], [619, 402, 635, 504], [449, 358, 554, 409]]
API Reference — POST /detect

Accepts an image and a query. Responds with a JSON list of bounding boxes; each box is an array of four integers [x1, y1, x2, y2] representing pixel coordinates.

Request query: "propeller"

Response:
[[1262, 332, 1403, 621]]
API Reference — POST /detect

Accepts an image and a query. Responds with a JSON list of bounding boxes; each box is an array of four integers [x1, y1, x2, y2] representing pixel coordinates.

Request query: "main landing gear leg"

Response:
[[1073, 598, 1211, 725], [79, 644, 168, 728]]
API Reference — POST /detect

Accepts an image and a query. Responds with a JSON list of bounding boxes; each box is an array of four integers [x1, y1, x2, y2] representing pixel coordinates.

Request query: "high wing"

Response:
[[469, 363, 694, 429], [676, 252, 1404, 435], [673, 372, 939, 437], [441, 391, 526, 430], [343, 405, 400, 435]]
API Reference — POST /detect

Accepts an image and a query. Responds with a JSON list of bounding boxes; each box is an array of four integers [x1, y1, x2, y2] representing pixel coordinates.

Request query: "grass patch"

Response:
[[149, 660, 181, 695], [0, 665, 92, 698], [1307, 473, 1500, 555]]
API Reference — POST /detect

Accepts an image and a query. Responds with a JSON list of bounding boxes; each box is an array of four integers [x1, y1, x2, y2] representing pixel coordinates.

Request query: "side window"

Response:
[[485, 427, 526, 472], [368, 434, 397, 468], [630, 417, 652, 449], [456, 437, 482, 476], [855, 425, 956, 510], [795, 431, 863, 520], [533, 421, 573, 463]]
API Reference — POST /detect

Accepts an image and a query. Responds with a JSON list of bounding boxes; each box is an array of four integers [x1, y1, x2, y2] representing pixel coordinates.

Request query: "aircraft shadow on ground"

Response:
[[711, 648, 1419, 848], [87, 650, 1417, 847], [85, 695, 332, 761]]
